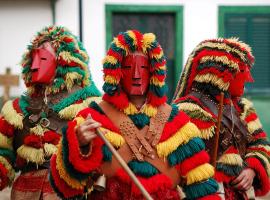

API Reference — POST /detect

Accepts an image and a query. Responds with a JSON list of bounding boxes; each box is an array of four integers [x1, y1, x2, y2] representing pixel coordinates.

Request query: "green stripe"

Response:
[[61, 126, 89, 181], [168, 104, 179, 122], [149, 84, 167, 97], [128, 160, 159, 177], [129, 113, 150, 129], [183, 178, 218, 199], [102, 144, 112, 162], [0, 148, 15, 164], [216, 162, 244, 176], [168, 137, 205, 166], [89, 101, 105, 114], [53, 85, 101, 113]]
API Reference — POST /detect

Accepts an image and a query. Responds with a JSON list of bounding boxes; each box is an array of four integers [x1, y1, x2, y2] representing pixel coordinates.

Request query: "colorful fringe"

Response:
[[102, 30, 167, 129], [173, 38, 254, 100], [21, 25, 96, 96]]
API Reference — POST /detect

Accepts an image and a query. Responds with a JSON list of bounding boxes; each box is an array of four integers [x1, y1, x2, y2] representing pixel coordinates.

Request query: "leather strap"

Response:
[[189, 91, 249, 157], [99, 101, 180, 188]]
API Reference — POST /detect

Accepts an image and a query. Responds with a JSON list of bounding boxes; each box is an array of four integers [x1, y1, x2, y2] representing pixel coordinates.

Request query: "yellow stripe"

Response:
[[141, 104, 158, 118], [17, 145, 45, 165], [0, 156, 15, 183], [150, 76, 165, 87], [30, 124, 48, 136], [127, 30, 137, 46], [59, 96, 102, 120], [0, 132, 13, 150], [256, 145, 270, 152], [100, 128, 125, 148], [200, 56, 239, 71], [159, 65, 166, 70], [44, 143, 58, 157], [246, 152, 270, 175], [65, 72, 83, 90], [201, 126, 215, 140], [142, 33, 155, 54], [176, 102, 213, 118], [78, 49, 89, 62], [194, 73, 230, 91], [240, 98, 253, 120], [113, 38, 129, 54], [103, 55, 118, 65], [156, 122, 201, 158], [59, 51, 88, 70], [186, 163, 214, 185], [247, 119, 262, 134], [151, 51, 164, 60], [197, 41, 250, 64], [105, 75, 119, 85], [1, 100, 23, 129], [123, 103, 138, 115], [56, 141, 86, 189], [217, 153, 244, 166]]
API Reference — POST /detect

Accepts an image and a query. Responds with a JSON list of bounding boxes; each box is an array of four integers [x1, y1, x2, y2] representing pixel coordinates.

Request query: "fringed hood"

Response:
[[173, 38, 254, 103], [21, 25, 93, 96], [102, 30, 167, 125]]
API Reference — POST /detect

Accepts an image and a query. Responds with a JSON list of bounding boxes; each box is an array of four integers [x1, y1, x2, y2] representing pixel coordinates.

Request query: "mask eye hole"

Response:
[[41, 58, 47, 60], [141, 66, 148, 69]]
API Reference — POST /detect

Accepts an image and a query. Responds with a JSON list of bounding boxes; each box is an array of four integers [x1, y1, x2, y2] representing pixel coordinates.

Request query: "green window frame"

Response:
[[105, 4, 183, 89]]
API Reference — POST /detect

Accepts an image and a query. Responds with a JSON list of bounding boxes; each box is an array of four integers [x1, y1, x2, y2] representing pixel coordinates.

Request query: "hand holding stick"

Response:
[[96, 128, 153, 200]]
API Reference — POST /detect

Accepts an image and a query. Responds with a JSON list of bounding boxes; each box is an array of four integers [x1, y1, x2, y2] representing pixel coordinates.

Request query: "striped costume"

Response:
[[173, 38, 270, 199], [49, 30, 220, 200], [0, 26, 101, 200]]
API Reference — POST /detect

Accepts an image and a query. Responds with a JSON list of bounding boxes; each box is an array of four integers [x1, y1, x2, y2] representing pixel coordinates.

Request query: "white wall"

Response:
[[0, 0, 53, 97], [54, 0, 270, 92]]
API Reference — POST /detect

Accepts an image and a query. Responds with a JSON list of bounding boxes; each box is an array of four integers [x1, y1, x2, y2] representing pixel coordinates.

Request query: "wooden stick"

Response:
[[212, 92, 224, 168], [96, 128, 153, 200]]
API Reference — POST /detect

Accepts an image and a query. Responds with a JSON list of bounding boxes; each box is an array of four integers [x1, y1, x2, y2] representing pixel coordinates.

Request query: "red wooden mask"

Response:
[[31, 42, 57, 84], [121, 52, 150, 96]]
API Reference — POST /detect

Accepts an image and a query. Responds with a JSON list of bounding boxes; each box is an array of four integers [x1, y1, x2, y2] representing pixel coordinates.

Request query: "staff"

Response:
[[96, 128, 153, 200]]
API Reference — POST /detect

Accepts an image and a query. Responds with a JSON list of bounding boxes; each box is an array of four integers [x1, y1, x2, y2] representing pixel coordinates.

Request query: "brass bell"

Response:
[[94, 174, 106, 191]]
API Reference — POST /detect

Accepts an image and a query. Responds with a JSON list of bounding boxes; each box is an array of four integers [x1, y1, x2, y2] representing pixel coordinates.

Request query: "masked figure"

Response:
[[0, 26, 101, 200], [173, 38, 270, 199], [49, 30, 220, 200]]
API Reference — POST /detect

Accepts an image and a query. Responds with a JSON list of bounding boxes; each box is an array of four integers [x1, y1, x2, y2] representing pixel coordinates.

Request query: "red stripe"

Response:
[[245, 112, 258, 123], [13, 98, 23, 114], [214, 170, 233, 183], [66, 120, 103, 173], [245, 157, 270, 196], [0, 163, 9, 190], [103, 68, 122, 80], [146, 92, 167, 107], [24, 135, 43, 148], [198, 194, 222, 200], [0, 117, 14, 137], [160, 111, 190, 142], [107, 49, 123, 62], [103, 93, 129, 111], [191, 118, 215, 129], [176, 150, 210, 176], [50, 155, 83, 198]]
